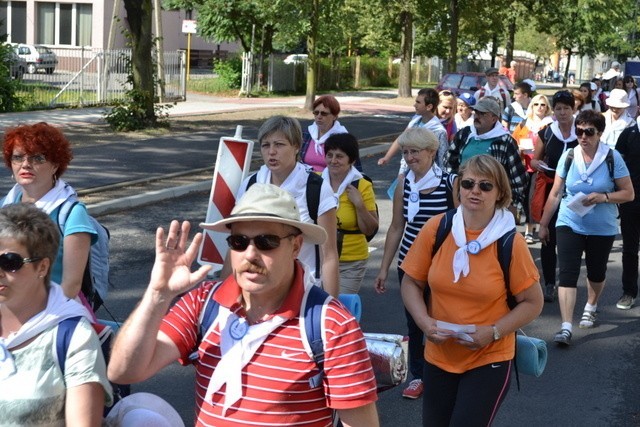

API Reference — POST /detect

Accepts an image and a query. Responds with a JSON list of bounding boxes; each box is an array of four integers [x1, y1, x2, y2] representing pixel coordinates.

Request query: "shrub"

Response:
[[214, 57, 242, 89]]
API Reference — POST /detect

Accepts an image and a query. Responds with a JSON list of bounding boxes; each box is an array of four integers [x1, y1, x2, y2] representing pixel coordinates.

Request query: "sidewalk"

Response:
[[0, 90, 414, 214]]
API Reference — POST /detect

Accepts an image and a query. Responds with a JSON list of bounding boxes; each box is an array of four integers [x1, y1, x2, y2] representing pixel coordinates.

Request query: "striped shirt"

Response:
[[160, 264, 377, 427], [398, 173, 456, 266]]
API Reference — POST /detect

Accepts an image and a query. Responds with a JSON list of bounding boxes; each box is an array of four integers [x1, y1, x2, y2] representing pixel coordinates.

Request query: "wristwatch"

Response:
[[492, 325, 501, 341]]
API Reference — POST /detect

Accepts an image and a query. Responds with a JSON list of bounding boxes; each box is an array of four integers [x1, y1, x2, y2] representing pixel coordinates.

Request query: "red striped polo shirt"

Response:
[[160, 265, 377, 426]]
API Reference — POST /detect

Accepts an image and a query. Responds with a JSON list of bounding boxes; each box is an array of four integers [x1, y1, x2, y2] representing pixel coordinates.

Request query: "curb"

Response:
[[87, 143, 391, 216]]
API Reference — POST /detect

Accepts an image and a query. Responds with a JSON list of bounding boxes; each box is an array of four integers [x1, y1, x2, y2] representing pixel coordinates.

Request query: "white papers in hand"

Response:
[[519, 138, 534, 151], [566, 192, 595, 217], [435, 320, 476, 342]]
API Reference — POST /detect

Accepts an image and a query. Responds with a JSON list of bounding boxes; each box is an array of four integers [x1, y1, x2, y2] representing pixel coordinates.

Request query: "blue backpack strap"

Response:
[[57, 199, 80, 234], [189, 282, 223, 362], [55, 316, 82, 377], [304, 285, 331, 389], [433, 209, 456, 255]]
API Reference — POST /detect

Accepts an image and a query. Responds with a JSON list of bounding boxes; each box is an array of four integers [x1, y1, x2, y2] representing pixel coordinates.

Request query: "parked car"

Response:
[[13, 44, 58, 74], [8, 50, 26, 80], [435, 71, 514, 96], [284, 54, 308, 65]]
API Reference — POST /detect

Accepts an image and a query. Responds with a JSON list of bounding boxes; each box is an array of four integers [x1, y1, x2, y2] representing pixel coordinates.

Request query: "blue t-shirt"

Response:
[[460, 137, 494, 165], [557, 147, 629, 236]]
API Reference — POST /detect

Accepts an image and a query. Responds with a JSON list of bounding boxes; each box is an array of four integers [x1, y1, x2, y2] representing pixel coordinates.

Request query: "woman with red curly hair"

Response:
[[1, 122, 97, 313]]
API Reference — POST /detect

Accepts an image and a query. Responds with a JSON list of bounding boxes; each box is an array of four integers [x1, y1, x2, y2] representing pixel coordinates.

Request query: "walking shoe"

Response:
[[554, 329, 572, 346], [616, 294, 636, 310], [402, 379, 424, 399], [543, 284, 555, 303], [579, 310, 597, 328], [525, 233, 534, 244]]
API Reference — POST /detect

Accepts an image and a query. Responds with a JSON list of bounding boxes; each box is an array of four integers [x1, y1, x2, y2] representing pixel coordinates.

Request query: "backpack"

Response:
[[478, 86, 510, 112], [58, 199, 111, 311], [247, 171, 324, 279], [56, 317, 130, 415], [336, 175, 380, 255]]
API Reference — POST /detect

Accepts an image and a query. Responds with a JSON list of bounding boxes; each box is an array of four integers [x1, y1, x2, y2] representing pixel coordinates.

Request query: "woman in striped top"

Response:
[[374, 127, 459, 399]]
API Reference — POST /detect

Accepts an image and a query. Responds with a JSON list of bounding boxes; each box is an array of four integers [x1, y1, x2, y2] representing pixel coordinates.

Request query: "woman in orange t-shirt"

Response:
[[401, 154, 543, 426]]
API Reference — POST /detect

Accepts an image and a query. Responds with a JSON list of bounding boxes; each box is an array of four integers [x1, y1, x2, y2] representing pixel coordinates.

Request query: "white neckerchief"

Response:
[[527, 116, 553, 134], [0, 284, 91, 379], [255, 163, 309, 201], [204, 267, 315, 416], [571, 143, 610, 186], [450, 206, 515, 283], [307, 121, 348, 155], [511, 101, 526, 119], [321, 165, 362, 208], [550, 120, 576, 144], [602, 111, 634, 146], [2, 180, 76, 213], [406, 164, 442, 223], [468, 121, 509, 141]]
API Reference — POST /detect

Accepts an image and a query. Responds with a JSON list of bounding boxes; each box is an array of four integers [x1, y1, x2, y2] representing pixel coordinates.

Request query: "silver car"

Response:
[[13, 44, 58, 74], [9, 50, 26, 79]]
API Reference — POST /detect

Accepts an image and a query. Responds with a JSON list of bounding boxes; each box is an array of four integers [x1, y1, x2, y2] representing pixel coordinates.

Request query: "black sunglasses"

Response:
[[312, 110, 330, 117], [0, 252, 42, 273], [575, 127, 597, 137], [226, 234, 298, 251], [460, 179, 494, 192]]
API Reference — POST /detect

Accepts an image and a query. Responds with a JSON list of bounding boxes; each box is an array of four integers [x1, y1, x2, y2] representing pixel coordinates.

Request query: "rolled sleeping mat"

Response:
[[387, 177, 398, 200], [516, 334, 548, 377], [364, 333, 408, 391], [98, 319, 123, 334], [338, 294, 362, 322]]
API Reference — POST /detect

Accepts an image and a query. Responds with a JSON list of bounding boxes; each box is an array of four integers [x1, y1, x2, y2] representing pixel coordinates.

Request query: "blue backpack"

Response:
[[191, 282, 331, 389], [58, 198, 111, 311]]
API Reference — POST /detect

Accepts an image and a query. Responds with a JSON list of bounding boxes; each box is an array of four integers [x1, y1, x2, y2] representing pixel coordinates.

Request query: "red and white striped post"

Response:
[[198, 126, 254, 272]]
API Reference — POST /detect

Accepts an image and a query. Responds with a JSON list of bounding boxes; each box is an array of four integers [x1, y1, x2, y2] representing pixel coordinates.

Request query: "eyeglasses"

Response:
[[460, 179, 494, 192], [226, 233, 298, 251], [0, 252, 42, 273], [440, 90, 454, 96], [575, 127, 597, 137], [10, 154, 47, 165], [312, 110, 330, 117], [533, 103, 547, 107], [401, 148, 425, 157]]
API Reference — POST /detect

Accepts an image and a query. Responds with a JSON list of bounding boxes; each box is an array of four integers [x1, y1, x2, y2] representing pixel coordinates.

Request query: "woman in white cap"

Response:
[[601, 88, 635, 148]]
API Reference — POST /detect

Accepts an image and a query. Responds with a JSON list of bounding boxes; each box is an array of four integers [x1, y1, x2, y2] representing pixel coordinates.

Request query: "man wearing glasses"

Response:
[[445, 97, 527, 217], [108, 183, 379, 427]]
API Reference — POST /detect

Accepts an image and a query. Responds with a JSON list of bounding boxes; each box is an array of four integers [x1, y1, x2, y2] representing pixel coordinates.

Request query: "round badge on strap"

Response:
[[409, 192, 419, 202], [466, 240, 481, 255], [229, 317, 249, 340], [580, 173, 589, 182]]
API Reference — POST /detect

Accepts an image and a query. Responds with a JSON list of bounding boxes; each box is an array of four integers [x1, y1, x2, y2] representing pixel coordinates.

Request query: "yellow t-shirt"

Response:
[[401, 213, 540, 374], [337, 178, 376, 262]]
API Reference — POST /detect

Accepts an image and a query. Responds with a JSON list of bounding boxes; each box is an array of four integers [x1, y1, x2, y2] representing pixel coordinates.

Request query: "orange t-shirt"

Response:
[[401, 213, 540, 374]]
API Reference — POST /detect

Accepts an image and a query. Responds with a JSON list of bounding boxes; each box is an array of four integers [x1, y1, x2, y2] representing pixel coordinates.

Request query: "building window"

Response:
[[0, 1, 27, 43], [35, 2, 92, 46]]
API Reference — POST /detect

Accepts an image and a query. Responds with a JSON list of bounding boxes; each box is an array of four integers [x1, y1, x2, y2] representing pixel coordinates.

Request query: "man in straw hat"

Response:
[[108, 183, 379, 426]]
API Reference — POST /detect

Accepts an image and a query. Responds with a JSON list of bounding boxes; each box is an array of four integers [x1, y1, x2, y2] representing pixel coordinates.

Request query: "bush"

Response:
[[214, 57, 242, 89]]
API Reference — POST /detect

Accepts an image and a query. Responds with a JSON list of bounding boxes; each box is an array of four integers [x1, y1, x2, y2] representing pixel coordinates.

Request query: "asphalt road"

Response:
[[96, 143, 640, 426]]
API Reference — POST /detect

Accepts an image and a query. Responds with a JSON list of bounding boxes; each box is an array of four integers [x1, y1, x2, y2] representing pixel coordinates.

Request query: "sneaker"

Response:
[[525, 233, 534, 244], [402, 379, 424, 399], [579, 310, 597, 328], [616, 294, 636, 310], [543, 284, 555, 303], [554, 328, 572, 346]]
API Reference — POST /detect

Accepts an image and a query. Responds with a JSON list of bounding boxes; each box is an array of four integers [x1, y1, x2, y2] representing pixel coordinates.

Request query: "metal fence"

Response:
[[15, 47, 187, 109]]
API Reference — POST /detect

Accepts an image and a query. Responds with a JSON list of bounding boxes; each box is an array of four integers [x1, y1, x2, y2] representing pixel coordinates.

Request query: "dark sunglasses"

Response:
[[440, 90, 454, 96], [0, 252, 42, 273], [575, 127, 597, 137], [226, 233, 298, 251], [460, 179, 494, 192], [312, 110, 330, 117], [533, 103, 547, 107]]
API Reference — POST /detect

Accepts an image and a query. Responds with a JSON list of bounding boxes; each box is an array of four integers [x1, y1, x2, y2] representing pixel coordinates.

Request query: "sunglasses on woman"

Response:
[[312, 110, 330, 117], [226, 233, 298, 251], [533, 103, 547, 107], [0, 252, 42, 273], [460, 179, 494, 192], [575, 127, 597, 137]]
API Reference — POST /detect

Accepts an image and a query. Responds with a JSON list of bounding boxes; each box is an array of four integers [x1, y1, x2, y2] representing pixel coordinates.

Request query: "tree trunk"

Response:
[[490, 33, 499, 67], [398, 10, 413, 98], [448, 0, 459, 72], [505, 15, 516, 65], [563, 50, 572, 88], [123, 0, 155, 125], [305, 0, 319, 110]]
